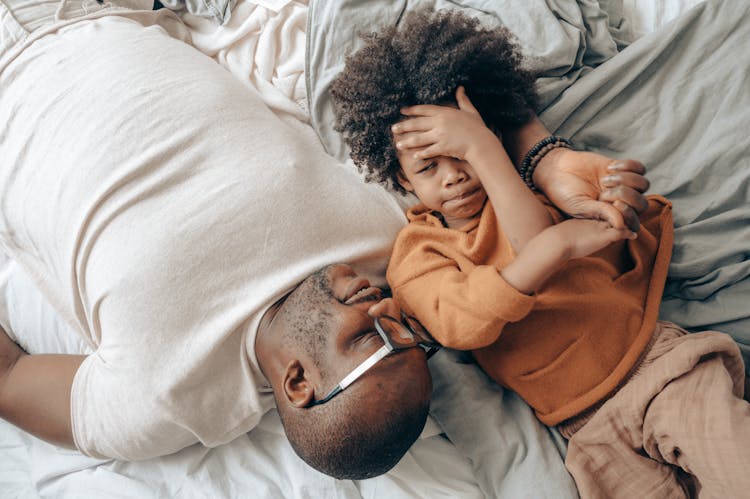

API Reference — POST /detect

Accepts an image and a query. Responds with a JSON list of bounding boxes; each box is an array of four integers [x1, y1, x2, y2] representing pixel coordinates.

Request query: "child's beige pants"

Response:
[[563, 321, 749, 499]]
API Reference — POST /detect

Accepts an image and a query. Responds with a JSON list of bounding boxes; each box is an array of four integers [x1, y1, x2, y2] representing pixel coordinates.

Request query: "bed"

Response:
[[1, 0, 745, 497]]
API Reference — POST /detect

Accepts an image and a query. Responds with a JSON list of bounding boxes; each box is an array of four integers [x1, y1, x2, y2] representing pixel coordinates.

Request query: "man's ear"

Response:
[[396, 170, 413, 192], [283, 359, 315, 408]]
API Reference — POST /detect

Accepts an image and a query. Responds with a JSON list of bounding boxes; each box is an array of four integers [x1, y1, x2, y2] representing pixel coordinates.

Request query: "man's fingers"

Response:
[[601, 171, 650, 193], [607, 159, 646, 176], [599, 185, 649, 214], [612, 200, 641, 232]]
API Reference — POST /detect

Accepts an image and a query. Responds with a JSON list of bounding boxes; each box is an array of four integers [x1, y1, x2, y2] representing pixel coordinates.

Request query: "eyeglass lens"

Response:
[[377, 316, 418, 349]]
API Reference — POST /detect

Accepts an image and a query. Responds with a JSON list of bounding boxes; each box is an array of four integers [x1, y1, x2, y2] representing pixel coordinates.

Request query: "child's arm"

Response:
[[388, 217, 634, 350], [393, 87, 552, 252], [500, 218, 636, 294]]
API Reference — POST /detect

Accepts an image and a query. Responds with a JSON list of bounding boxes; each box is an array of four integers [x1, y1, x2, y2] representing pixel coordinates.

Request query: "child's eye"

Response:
[[418, 162, 436, 174]]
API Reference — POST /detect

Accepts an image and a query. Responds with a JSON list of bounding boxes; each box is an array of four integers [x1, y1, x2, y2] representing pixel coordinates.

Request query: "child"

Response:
[[332, 8, 750, 498]]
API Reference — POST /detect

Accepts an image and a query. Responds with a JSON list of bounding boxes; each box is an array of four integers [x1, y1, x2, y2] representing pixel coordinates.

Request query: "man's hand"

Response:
[[531, 148, 650, 232]]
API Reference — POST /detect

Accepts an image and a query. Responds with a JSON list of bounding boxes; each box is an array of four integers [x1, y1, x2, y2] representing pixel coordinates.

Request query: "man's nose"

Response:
[[327, 263, 356, 279]]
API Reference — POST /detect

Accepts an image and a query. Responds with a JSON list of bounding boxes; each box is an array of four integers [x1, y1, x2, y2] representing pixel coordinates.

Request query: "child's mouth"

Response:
[[444, 187, 480, 206]]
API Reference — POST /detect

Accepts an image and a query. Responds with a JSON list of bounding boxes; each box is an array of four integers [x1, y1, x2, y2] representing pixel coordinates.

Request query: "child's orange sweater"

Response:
[[387, 195, 673, 425]]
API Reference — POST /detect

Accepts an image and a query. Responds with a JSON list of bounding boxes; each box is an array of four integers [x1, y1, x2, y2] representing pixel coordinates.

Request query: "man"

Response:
[[0, 0, 647, 481], [0, 262, 434, 479]]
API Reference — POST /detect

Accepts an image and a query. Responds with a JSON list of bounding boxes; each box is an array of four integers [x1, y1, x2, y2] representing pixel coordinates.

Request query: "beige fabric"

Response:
[[0, 12, 407, 460], [0, 0, 156, 70], [180, 0, 309, 121], [565, 321, 750, 498]]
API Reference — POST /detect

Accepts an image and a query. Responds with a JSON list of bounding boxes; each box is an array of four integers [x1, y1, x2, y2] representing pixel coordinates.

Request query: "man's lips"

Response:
[[344, 278, 383, 305]]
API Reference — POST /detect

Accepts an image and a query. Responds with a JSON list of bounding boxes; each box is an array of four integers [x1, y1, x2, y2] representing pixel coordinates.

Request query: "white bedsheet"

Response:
[[179, 0, 309, 121], [0, 0, 705, 497]]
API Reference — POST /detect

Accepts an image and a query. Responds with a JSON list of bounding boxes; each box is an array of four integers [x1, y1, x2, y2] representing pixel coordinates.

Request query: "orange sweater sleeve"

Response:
[[387, 220, 535, 350]]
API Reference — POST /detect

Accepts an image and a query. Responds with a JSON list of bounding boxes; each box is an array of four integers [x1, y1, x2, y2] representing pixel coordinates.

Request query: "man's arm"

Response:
[[502, 116, 650, 231], [0, 326, 81, 448]]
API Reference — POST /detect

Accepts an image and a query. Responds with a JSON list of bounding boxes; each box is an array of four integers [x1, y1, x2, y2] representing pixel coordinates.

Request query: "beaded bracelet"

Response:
[[519, 136, 573, 190]]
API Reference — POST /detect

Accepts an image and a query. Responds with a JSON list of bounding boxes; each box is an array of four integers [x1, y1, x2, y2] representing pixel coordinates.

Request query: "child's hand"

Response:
[[391, 86, 500, 163], [549, 218, 637, 260], [501, 218, 635, 294]]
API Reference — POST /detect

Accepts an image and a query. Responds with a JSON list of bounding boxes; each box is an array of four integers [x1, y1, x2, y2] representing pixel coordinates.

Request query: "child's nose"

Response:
[[443, 162, 467, 186]]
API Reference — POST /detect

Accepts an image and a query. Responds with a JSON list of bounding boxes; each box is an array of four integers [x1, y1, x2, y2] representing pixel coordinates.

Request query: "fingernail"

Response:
[[608, 162, 625, 171], [602, 175, 617, 185]]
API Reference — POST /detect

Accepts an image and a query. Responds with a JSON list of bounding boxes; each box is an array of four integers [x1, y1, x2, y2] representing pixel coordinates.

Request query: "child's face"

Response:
[[396, 149, 487, 229]]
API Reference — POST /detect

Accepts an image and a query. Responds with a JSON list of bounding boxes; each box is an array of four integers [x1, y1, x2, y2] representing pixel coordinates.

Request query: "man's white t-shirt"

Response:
[[0, 15, 406, 460]]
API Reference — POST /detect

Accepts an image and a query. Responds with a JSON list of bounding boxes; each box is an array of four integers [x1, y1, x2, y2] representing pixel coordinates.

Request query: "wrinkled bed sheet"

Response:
[[5, 0, 743, 498], [540, 0, 750, 362]]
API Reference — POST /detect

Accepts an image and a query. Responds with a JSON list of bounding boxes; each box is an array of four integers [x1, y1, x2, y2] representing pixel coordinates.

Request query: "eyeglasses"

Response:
[[305, 313, 440, 407]]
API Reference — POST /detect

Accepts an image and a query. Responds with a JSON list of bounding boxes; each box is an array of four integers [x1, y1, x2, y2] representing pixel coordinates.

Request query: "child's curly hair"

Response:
[[331, 8, 538, 194]]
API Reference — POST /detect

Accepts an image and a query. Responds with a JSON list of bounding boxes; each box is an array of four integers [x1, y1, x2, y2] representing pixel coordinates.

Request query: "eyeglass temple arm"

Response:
[[340, 343, 392, 389], [308, 344, 392, 407]]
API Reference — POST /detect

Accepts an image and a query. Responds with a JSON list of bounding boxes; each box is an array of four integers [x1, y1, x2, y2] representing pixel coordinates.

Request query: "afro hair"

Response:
[[331, 7, 538, 194]]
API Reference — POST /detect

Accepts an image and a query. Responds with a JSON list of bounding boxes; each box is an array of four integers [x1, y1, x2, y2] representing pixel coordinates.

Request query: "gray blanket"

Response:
[[307, 0, 621, 163], [541, 0, 750, 361]]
